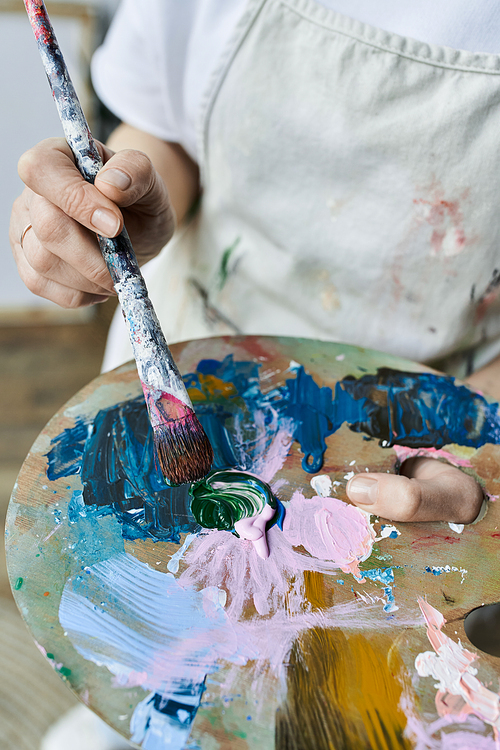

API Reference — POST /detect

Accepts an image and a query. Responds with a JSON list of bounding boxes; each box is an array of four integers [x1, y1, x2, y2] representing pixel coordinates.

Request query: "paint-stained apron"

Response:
[[105, 0, 500, 377]]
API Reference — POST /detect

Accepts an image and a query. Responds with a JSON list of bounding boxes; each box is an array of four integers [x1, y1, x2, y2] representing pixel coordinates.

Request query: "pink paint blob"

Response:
[[234, 503, 276, 560], [282, 490, 375, 580]]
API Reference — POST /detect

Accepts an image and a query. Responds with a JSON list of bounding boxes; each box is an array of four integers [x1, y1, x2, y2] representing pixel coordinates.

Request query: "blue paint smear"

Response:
[[380, 524, 399, 540], [362, 568, 399, 613], [426, 566, 443, 576], [46, 357, 500, 542], [46, 420, 90, 479], [382, 587, 398, 613], [284, 367, 333, 472], [361, 567, 395, 586], [273, 499, 286, 531], [131, 689, 204, 750], [50, 398, 198, 542]]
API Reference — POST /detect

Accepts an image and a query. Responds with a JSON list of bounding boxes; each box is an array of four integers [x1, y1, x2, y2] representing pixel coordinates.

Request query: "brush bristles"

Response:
[[153, 414, 213, 485]]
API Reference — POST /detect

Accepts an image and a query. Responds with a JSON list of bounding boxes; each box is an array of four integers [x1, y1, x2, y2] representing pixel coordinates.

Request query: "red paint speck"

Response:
[[411, 534, 461, 551]]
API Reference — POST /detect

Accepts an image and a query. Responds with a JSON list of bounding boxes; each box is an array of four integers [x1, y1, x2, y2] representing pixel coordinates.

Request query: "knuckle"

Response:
[[58, 182, 94, 221], [61, 289, 89, 309], [98, 149, 157, 204], [8, 220, 21, 252], [400, 478, 423, 520], [86, 261, 113, 289], [31, 199, 67, 246], [123, 149, 154, 175], [27, 243, 59, 276], [459, 486, 484, 525], [18, 137, 72, 188], [22, 268, 46, 297], [126, 151, 156, 196], [17, 147, 39, 184], [11, 193, 25, 219]]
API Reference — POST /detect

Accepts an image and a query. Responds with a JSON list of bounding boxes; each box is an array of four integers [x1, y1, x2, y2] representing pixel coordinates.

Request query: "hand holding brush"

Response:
[[23, 0, 213, 485]]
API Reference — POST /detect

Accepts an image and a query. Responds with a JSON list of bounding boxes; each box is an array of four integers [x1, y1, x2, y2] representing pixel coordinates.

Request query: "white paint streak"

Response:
[[310, 474, 332, 498], [167, 533, 197, 574], [59, 554, 244, 695], [415, 598, 500, 731], [428, 565, 468, 584]]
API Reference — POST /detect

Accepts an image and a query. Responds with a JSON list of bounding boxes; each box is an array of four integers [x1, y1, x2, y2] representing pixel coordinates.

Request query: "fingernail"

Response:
[[91, 208, 120, 237], [97, 168, 131, 190], [347, 476, 378, 505]]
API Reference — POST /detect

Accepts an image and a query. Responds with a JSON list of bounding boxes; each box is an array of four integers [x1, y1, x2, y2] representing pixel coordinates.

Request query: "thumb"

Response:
[[95, 149, 170, 215], [346, 457, 484, 524]]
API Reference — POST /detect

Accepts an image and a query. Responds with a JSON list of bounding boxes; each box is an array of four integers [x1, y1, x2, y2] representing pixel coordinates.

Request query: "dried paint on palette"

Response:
[[46, 355, 500, 534], [40, 355, 500, 748]]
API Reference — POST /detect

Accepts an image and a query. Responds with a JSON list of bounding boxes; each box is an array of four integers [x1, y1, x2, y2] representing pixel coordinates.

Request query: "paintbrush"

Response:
[[24, 0, 213, 486]]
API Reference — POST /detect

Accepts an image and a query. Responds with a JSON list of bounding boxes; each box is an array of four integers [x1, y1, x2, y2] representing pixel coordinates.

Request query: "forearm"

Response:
[[465, 352, 500, 401], [107, 123, 200, 227]]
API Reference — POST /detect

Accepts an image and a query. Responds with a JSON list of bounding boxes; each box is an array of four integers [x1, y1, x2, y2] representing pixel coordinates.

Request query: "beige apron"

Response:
[[104, 0, 500, 378]]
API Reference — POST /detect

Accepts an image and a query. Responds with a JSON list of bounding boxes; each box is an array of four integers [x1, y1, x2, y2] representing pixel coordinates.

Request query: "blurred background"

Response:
[[1, 1, 120, 747]]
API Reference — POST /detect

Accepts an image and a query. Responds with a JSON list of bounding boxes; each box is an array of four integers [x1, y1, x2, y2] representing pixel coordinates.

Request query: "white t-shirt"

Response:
[[91, 0, 500, 161]]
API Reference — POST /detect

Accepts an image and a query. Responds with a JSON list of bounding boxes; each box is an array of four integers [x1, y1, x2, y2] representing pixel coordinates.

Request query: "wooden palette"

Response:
[[6, 335, 500, 749]]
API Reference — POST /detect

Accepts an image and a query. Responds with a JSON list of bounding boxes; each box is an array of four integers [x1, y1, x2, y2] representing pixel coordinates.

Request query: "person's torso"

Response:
[[141, 0, 500, 379]]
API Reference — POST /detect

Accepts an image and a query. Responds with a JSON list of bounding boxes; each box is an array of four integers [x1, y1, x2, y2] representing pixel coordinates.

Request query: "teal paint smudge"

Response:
[[65, 490, 126, 565]]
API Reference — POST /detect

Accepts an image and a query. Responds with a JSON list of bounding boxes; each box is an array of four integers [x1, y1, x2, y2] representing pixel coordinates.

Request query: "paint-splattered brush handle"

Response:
[[24, 0, 196, 430]]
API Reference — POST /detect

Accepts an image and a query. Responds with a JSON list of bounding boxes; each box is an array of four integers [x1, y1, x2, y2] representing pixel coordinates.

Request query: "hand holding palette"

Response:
[[6, 336, 500, 749]]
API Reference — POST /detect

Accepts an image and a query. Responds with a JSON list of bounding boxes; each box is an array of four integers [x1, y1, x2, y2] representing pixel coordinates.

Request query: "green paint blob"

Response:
[[14, 577, 23, 590], [189, 470, 276, 532], [46, 653, 54, 660], [59, 666, 72, 678]]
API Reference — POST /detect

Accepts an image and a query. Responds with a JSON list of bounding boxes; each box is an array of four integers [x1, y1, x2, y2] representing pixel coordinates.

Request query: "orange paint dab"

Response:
[[43, 591, 50, 597]]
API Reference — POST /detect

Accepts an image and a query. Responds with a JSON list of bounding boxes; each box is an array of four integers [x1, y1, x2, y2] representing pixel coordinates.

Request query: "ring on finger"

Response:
[[20, 223, 33, 250]]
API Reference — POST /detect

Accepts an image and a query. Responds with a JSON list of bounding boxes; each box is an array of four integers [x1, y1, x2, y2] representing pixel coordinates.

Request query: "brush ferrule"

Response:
[[142, 386, 193, 428]]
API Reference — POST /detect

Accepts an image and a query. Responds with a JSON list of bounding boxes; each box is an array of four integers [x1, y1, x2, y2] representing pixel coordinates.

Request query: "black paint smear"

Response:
[[336, 368, 500, 449]]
